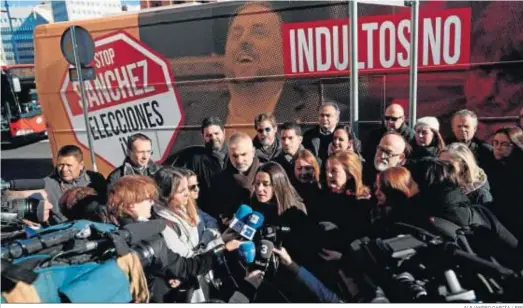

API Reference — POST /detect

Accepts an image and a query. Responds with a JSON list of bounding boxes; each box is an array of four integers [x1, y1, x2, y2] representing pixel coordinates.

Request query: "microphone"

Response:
[[229, 204, 253, 233], [252, 239, 274, 272], [238, 241, 256, 264], [239, 211, 264, 241], [1, 179, 46, 191]]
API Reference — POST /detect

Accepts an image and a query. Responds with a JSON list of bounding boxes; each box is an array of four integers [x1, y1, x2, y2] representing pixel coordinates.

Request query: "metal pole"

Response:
[[349, 0, 359, 137], [408, 0, 419, 126], [71, 26, 98, 171], [4, 1, 20, 64]]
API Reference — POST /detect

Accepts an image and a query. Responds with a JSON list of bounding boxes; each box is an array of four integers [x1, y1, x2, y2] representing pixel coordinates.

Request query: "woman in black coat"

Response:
[[410, 117, 446, 160], [483, 127, 523, 241], [249, 161, 324, 303]]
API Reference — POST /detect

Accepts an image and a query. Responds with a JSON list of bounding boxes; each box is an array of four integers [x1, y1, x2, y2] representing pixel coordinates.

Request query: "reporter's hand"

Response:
[[319, 248, 343, 261], [168, 279, 181, 289], [221, 228, 238, 243], [272, 247, 292, 266], [245, 270, 264, 288], [224, 239, 243, 252]]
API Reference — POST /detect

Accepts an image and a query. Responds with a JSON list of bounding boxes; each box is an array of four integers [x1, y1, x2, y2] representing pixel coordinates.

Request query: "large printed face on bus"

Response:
[[464, 1, 523, 133], [224, 3, 284, 80]]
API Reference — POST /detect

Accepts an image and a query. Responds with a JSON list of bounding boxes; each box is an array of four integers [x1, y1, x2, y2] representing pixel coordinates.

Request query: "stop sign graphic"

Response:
[[60, 31, 184, 168]]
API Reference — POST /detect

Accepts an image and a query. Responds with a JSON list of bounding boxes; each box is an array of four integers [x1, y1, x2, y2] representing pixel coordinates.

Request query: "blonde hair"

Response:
[[327, 151, 371, 199], [441, 143, 487, 186]]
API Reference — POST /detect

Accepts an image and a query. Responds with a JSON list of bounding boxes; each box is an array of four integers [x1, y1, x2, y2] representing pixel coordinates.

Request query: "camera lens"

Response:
[[394, 272, 427, 301]]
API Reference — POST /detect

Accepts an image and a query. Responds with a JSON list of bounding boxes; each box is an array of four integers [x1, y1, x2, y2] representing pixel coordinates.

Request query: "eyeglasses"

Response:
[[189, 184, 199, 192], [384, 116, 403, 122], [376, 146, 402, 159], [257, 127, 272, 134], [493, 140, 513, 148]]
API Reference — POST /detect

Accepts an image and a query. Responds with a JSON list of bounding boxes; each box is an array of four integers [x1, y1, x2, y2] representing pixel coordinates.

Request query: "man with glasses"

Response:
[[253, 113, 282, 163], [303, 101, 340, 165], [363, 132, 409, 186], [107, 133, 160, 189], [362, 104, 415, 167], [446, 109, 493, 168]]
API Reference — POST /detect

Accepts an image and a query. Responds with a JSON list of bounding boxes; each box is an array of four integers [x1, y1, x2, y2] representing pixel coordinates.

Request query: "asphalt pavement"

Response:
[[1, 139, 54, 180]]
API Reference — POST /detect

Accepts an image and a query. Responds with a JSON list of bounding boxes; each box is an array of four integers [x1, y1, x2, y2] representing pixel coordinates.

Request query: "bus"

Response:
[[1, 64, 47, 144], [34, 1, 523, 176]]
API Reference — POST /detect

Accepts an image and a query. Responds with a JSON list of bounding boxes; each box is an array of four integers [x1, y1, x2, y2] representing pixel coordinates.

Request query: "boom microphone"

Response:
[[239, 211, 264, 241]]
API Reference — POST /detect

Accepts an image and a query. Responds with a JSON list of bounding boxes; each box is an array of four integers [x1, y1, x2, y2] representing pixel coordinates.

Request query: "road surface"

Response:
[[1, 139, 54, 180]]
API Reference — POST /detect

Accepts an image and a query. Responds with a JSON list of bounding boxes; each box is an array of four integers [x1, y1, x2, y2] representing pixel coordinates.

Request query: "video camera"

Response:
[[1, 178, 46, 231], [344, 223, 523, 303], [1, 219, 172, 303]]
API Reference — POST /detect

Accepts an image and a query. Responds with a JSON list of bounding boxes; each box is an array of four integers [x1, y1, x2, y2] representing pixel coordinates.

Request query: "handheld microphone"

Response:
[[1, 179, 46, 191], [239, 211, 264, 241], [252, 239, 274, 272], [229, 204, 253, 233], [238, 241, 256, 264]]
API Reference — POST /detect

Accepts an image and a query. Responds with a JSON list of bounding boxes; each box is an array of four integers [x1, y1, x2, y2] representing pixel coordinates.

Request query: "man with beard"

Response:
[[208, 132, 260, 223], [273, 121, 304, 183], [170, 116, 229, 215], [253, 113, 282, 162], [446, 109, 493, 168], [362, 104, 415, 166], [364, 132, 409, 187], [303, 101, 340, 166]]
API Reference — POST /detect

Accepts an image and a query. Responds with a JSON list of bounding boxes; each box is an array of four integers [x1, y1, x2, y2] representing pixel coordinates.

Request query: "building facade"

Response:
[[51, 0, 123, 22], [1, 3, 53, 65]]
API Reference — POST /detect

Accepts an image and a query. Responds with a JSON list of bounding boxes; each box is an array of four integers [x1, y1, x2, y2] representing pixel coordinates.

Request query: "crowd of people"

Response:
[[30, 102, 523, 303]]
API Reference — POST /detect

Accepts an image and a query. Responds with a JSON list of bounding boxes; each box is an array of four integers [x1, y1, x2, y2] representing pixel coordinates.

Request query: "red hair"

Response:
[[377, 166, 419, 203], [328, 151, 370, 199], [107, 175, 158, 225]]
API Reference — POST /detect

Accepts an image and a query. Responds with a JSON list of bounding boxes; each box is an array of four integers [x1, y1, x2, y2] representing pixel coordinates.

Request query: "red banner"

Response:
[[282, 8, 472, 77]]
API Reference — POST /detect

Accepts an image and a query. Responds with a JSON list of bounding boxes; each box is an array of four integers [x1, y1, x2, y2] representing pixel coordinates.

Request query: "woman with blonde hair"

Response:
[[321, 151, 373, 242], [439, 142, 493, 206]]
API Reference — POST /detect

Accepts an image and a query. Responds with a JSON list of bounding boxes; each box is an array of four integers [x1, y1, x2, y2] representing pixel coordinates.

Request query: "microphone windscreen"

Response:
[[259, 240, 274, 261], [235, 204, 253, 220], [9, 179, 46, 191], [245, 211, 264, 229], [238, 241, 256, 264]]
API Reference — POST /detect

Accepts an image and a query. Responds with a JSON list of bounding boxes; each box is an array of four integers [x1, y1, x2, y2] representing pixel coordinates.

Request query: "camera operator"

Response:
[[105, 175, 243, 302], [58, 187, 107, 222], [38, 145, 107, 225], [407, 158, 520, 267]]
